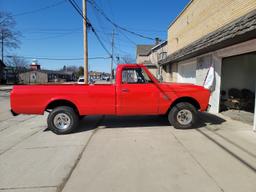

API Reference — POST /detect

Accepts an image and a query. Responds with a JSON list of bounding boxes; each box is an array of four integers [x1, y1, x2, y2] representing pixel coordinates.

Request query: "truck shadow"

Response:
[[194, 112, 226, 129], [75, 112, 226, 132]]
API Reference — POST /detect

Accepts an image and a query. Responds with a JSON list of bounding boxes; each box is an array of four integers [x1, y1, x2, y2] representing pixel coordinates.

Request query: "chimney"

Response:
[[155, 37, 161, 45], [30, 59, 41, 71]]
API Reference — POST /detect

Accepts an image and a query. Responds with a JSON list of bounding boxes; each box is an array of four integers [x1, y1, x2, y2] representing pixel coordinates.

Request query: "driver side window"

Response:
[[122, 68, 152, 84]]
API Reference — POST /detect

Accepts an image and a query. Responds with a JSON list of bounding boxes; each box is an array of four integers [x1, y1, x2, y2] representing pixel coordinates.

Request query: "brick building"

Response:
[[160, 0, 256, 130]]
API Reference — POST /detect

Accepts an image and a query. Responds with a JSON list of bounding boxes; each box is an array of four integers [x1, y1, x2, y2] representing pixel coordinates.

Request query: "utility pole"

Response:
[[111, 29, 115, 80], [1, 30, 3, 63], [83, 0, 88, 84]]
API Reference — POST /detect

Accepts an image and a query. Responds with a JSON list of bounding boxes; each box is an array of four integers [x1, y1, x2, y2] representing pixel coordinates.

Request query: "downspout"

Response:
[[253, 83, 256, 132]]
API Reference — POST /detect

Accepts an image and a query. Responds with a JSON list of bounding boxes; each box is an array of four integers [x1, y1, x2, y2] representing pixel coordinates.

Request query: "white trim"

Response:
[[215, 39, 256, 58], [151, 41, 167, 51], [208, 55, 222, 114]]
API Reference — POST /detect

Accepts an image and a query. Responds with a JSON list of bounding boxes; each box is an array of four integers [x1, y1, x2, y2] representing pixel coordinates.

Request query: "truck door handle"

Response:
[[122, 88, 129, 92]]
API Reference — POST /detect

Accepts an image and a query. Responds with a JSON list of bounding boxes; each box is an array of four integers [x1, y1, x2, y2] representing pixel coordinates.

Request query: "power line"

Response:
[[67, 0, 112, 56], [90, 27, 112, 56], [68, 0, 112, 56], [13, 0, 65, 17], [87, 0, 156, 41], [5, 55, 111, 61], [67, 0, 86, 21], [22, 27, 82, 32], [118, 29, 137, 46], [23, 31, 79, 40]]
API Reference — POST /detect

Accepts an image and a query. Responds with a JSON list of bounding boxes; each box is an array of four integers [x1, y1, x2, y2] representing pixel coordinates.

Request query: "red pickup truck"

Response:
[[10, 64, 210, 134]]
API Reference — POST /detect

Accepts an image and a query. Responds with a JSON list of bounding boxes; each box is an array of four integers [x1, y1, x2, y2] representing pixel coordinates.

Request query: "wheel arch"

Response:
[[45, 99, 80, 115], [167, 97, 201, 114]]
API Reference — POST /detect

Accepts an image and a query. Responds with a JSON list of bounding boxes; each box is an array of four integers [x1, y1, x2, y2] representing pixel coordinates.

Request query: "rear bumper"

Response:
[[10, 109, 19, 116]]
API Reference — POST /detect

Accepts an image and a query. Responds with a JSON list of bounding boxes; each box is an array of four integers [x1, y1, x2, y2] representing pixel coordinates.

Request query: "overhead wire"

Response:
[[5, 55, 111, 61], [23, 31, 80, 40], [13, 0, 65, 17], [87, 0, 156, 41], [67, 0, 112, 57]]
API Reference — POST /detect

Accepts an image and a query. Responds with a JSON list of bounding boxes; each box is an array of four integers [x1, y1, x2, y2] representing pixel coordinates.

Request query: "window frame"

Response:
[[121, 67, 153, 84]]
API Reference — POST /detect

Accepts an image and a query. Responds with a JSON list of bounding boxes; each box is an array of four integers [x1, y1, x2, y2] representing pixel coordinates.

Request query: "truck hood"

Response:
[[158, 82, 208, 93]]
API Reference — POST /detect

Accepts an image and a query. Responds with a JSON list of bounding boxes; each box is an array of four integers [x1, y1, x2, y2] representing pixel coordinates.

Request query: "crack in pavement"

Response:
[[203, 125, 256, 159], [0, 116, 39, 133], [196, 128, 256, 173], [0, 126, 44, 156], [0, 185, 56, 190], [0, 115, 37, 124], [57, 115, 105, 192], [23, 145, 85, 150], [169, 128, 225, 192]]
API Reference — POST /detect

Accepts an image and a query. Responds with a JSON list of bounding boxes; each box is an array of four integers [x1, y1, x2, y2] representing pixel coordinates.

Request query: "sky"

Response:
[[1, 0, 190, 72]]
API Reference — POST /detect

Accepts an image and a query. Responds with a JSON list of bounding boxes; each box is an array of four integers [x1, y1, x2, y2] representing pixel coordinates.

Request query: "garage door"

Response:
[[221, 53, 255, 126], [178, 61, 196, 84]]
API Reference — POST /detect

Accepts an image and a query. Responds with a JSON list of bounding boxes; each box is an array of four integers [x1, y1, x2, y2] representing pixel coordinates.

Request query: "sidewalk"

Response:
[[0, 85, 13, 91], [62, 114, 256, 192]]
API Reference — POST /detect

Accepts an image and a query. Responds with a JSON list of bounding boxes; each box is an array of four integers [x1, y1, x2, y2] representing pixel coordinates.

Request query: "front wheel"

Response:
[[168, 102, 197, 129], [47, 106, 79, 134]]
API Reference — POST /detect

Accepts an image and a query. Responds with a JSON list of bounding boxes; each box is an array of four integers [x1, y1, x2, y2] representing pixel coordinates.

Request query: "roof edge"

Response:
[[151, 41, 167, 51], [168, 0, 193, 29]]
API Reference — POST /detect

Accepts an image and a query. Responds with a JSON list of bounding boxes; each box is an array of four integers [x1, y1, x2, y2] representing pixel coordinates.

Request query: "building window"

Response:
[[158, 52, 167, 61]]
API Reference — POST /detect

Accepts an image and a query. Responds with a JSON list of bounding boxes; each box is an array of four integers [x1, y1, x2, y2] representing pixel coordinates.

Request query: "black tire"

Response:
[[168, 102, 197, 129], [47, 106, 79, 134]]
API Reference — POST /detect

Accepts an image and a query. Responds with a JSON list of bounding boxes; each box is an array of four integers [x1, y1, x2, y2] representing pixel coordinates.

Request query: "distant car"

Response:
[[102, 76, 110, 81], [78, 77, 95, 84], [77, 77, 84, 84]]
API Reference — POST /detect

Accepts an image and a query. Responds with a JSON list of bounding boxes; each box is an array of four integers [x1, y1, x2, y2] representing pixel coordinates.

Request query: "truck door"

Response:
[[117, 67, 159, 115]]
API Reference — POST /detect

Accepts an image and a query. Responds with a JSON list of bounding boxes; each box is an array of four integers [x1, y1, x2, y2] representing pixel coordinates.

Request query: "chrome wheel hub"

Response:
[[177, 109, 193, 125], [53, 113, 71, 130]]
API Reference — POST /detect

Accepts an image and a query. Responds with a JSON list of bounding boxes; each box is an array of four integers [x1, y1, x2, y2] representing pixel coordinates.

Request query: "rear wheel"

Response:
[[47, 106, 79, 134], [168, 102, 197, 129]]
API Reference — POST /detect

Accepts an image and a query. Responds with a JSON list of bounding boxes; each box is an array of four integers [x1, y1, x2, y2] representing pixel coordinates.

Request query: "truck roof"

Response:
[[117, 64, 145, 69]]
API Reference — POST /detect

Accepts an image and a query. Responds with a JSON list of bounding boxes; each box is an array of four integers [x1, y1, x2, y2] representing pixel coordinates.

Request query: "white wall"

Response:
[[177, 59, 197, 84], [196, 55, 213, 86]]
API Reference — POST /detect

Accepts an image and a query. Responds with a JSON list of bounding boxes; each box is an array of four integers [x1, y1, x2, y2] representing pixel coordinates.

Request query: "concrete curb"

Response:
[[0, 86, 13, 91]]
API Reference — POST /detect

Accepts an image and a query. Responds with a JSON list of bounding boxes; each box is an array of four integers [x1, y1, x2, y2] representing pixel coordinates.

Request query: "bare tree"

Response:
[[66, 65, 79, 72], [7, 55, 29, 72], [0, 12, 20, 63]]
